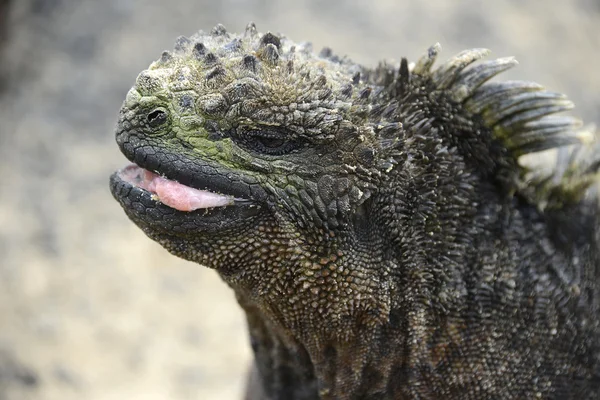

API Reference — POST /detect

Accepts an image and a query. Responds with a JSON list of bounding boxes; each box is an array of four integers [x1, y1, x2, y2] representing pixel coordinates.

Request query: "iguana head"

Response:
[[110, 23, 404, 331]]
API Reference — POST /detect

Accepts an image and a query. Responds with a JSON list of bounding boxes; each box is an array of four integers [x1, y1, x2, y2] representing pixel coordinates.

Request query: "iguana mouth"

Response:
[[117, 164, 243, 212], [109, 115, 271, 230], [109, 139, 267, 234], [110, 165, 264, 233]]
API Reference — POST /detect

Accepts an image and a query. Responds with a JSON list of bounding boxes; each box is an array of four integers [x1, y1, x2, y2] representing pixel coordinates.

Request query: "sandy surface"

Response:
[[0, 1, 598, 399]]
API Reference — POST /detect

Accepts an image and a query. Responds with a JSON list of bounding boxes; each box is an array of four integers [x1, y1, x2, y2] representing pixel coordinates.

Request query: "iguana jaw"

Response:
[[109, 168, 263, 233], [110, 130, 267, 232]]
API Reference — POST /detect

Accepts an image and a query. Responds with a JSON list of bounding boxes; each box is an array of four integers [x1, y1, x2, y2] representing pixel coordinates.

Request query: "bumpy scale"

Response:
[[110, 22, 600, 399]]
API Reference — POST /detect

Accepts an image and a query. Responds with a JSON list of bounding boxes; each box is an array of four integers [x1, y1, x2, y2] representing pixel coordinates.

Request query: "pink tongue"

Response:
[[120, 164, 234, 212]]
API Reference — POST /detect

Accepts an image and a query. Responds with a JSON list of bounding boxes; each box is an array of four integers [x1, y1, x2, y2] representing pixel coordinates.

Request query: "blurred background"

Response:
[[0, 1, 598, 399]]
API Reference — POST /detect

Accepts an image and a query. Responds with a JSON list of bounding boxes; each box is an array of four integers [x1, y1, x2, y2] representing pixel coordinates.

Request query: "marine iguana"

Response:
[[110, 23, 600, 399]]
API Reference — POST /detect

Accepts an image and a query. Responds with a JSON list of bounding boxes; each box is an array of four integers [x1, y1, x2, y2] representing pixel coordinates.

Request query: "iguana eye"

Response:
[[257, 137, 285, 149], [147, 108, 168, 127], [235, 129, 304, 156]]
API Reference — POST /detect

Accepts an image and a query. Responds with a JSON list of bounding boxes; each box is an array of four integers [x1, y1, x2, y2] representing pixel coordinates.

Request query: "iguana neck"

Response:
[[223, 195, 424, 400], [235, 289, 416, 400]]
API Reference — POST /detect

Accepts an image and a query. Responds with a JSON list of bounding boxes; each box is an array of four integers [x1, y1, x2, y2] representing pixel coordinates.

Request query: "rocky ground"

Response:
[[0, 1, 598, 399]]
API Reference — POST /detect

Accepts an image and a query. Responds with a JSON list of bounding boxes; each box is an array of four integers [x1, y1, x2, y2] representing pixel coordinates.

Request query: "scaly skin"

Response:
[[110, 23, 600, 399]]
